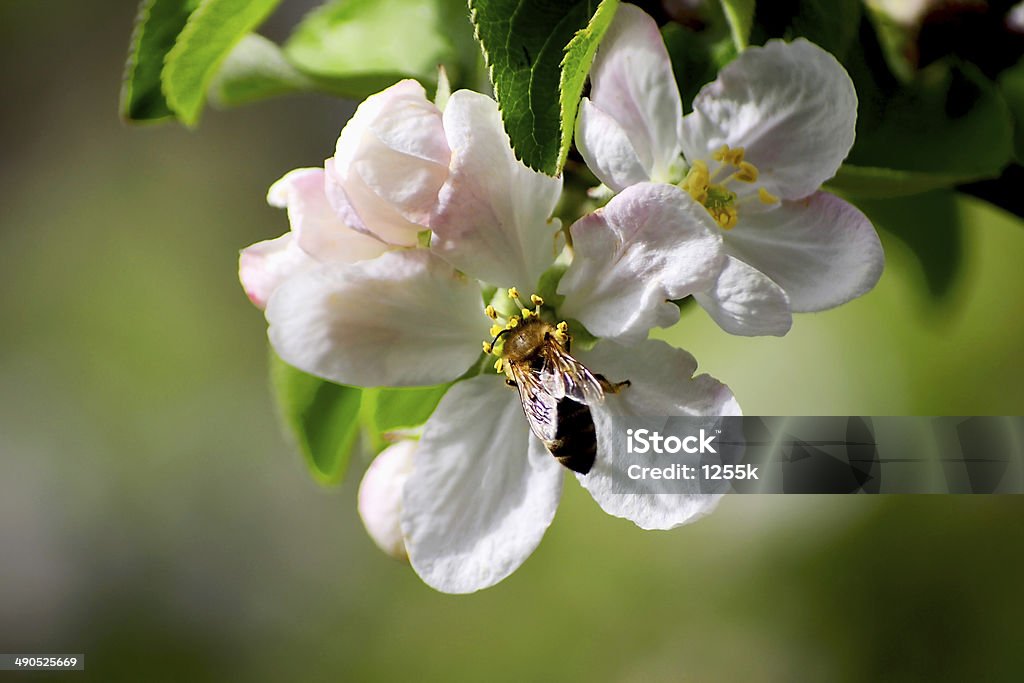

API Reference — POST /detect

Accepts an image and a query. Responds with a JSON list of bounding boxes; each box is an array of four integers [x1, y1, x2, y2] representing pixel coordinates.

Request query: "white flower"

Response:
[[263, 88, 737, 593], [239, 79, 449, 308], [576, 3, 884, 336]]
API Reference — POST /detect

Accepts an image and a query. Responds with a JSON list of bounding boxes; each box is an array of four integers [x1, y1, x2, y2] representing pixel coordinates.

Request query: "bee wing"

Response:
[[541, 345, 605, 406], [508, 362, 560, 444]]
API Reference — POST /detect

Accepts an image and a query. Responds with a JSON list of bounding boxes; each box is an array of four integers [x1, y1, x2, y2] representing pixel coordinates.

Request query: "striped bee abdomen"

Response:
[[547, 398, 597, 474]]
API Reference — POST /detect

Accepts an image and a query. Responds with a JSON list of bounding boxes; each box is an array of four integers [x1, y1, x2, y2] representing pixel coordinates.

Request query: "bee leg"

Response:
[[505, 378, 518, 388], [595, 374, 630, 394]]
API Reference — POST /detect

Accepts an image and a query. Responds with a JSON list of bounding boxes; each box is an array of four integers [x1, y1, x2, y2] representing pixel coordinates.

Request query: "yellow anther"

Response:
[[714, 207, 738, 230], [494, 358, 504, 373], [735, 161, 759, 183], [530, 294, 544, 307], [507, 316, 520, 329], [482, 341, 493, 354], [522, 308, 534, 318], [489, 323, 504, 337], [507, 287, 520, 300], [484, 305, 498, 319], [556, 321, 568, 333], [711, 145, 744, 166], [758, 187, 779, 204]]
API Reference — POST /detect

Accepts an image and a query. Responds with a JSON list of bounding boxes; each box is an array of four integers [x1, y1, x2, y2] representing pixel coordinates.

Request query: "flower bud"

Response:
[[357, 440, 417, 561], [326, 80, 450, 247]]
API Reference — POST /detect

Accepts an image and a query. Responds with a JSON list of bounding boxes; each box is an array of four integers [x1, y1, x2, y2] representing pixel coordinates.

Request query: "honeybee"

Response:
[[496, 317, 626, 474]]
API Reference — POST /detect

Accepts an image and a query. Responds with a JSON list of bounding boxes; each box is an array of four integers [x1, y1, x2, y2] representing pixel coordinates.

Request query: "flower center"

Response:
[[480, 288, 568, 374], [679, 145, 779, 230]]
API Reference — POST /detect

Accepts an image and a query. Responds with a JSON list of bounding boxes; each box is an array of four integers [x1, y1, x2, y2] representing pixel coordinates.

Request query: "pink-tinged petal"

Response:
[[402, 376, 563, 594], [575, 98, 652, 191], [357, 440, 416, 561], [682, 39, 857, 200], [558, 183, 724, 344], [430, 90, 562, 289], [329, 79, 449, 246], [266, 250, 487, 387], [587, 3, 684, 182], [268, 168, 389, 263], [325, 158, 424, 246], [239, 233, 317, 310], [724, 192, 884, 312], [693, 255, 793, 336], [575, 339, 740, 530]]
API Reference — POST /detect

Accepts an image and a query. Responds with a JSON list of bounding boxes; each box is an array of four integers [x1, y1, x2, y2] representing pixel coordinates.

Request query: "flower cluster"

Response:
[[239, 4, 882, 593]]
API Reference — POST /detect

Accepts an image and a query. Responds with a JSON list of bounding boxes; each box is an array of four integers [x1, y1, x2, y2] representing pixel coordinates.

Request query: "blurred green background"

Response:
[[2, 2, 1024, 681]]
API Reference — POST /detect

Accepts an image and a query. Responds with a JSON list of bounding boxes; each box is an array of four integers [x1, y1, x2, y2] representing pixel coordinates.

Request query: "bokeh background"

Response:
[[2, 1, 1024, 681]]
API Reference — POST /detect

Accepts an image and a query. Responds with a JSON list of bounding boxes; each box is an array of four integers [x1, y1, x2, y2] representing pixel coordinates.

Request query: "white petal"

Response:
[[574, 339, 740, 530], [266, 250, 487, 387], [558, 183, 724, 344], [430, 90, 562, 289], [327, 79, 449, 246], [587, 3, 684, 182], [357, 440, 417, 561], [681, 39, 857, 200], [268, 168, 389, 263], [238, 233, 317, 310], [401, 376, 563, 593], [575, 98, 651, 191], [694, 256, 793, 336], [724, 192, 884, 312]]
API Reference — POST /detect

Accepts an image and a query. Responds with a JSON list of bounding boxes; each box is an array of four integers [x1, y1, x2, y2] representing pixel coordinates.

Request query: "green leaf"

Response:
[[719, 0, 754, 51], [357, 384, 451, 455], [558, 0, 619, 174], [753, 0, 861, 60], [845, 62, 1014, 190], [370, 385, 451, 434], [854, 191, 964, 301], [826, 165, 987, 199], [209, 34, 313, 108], [284, 0, 471, 100], [120, 0, 200, 122], [162, 0, 281, 126], [998, 57, 1024, 163], [661, 8, 736, 114], [269, 350, 362, 484], [471, 0, 613, 175]]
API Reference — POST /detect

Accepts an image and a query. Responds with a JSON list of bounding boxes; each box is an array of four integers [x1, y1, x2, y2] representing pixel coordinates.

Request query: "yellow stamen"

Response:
[[507, 287, 520, 300], [494, 358, 504, 373], [484, 305, 498, 319], [735, 161, 759, 183], [758, 187, 779, 204], [507, 316, 520, 329], [489, 323, 503, 337], [522, 308, 534, 319], [530, 294, 544, 307], [712, 145, 730, 163], [482, 341, 493, 354], [556, 321, 568, 333]]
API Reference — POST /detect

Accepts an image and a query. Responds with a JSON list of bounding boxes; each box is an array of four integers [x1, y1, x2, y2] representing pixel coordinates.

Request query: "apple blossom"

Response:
[[576, 4, 884, 336], [259, 88, 738, 593], [239, 78, 450, 308]]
